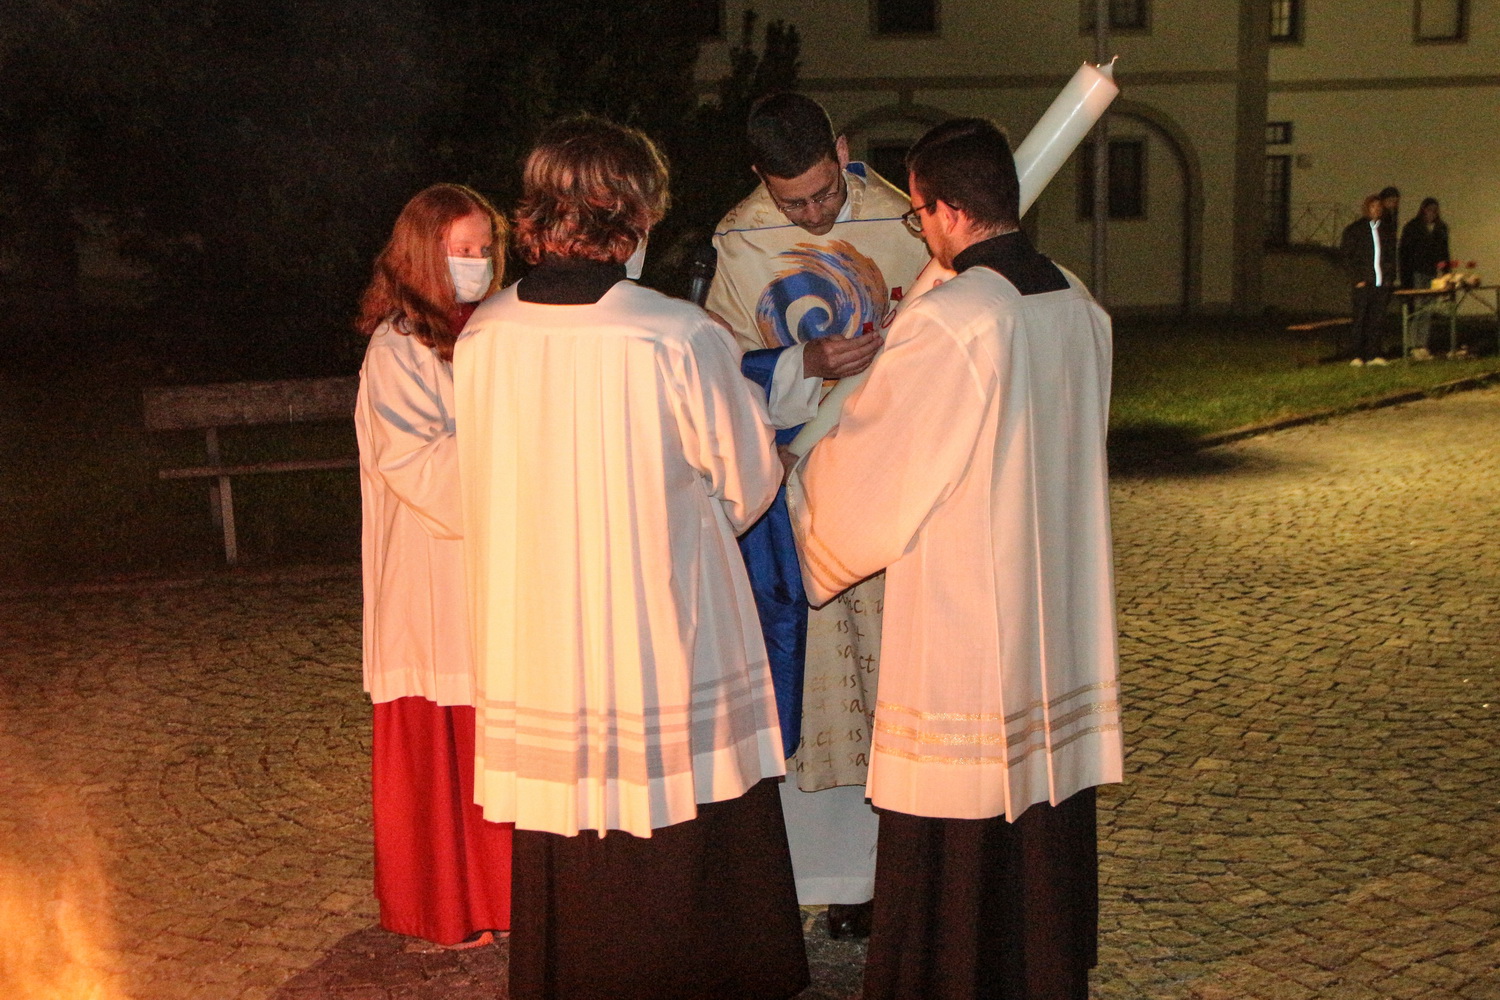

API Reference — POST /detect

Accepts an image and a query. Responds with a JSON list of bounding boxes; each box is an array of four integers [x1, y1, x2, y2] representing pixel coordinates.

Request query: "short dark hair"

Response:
[[1378, 186, 1400, 200], [513, 116, 670, 265], [906, 118, 1019, 232], [747, 92, 838, 179]]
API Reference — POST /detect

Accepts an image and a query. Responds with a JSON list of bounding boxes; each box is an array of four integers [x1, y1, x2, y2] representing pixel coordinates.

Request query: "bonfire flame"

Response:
[[0, 797, 127, 999]]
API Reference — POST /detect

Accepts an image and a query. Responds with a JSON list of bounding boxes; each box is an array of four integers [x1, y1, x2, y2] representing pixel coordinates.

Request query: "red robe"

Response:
[[368, 300, 511, 944]]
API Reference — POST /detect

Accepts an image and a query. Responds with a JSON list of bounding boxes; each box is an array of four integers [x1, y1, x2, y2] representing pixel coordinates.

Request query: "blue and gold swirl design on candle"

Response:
[[753, 241, 889, 348]]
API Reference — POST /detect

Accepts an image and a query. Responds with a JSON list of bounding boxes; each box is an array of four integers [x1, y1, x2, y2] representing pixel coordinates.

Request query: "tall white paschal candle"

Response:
[[1014, 58, 1118, 217], [787, 58, 1119, 457]]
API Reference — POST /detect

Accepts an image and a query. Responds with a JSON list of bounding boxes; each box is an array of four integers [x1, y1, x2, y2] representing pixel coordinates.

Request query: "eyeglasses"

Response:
[[769, 172, 846, 215], [902, 201, 938, 236]]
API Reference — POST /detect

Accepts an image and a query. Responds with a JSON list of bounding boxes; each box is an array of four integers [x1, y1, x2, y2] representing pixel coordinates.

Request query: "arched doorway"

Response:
[[1107, 99, 1204, 311], [832, 96, 1203, 311], [837, 102, 952, 190]]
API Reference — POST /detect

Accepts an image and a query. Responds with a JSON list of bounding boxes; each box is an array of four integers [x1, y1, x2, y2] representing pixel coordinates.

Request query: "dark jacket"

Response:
[[1340, 217, 1398, 287], [1399, 217, 1450, 287]]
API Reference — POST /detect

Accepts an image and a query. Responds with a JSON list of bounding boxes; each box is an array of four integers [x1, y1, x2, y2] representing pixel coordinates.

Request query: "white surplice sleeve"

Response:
[[360, 330, 463, 540], [766, 344, 822, 428], [789, 300, 991, 605], [666, 318, 781, 535]]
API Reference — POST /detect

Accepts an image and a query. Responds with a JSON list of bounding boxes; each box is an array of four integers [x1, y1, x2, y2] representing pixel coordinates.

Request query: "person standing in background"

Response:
[[1400, 197, 1450, 360], [1340, 194, 1398, 366], [1379, 186, 1401, 243], [354, 183, 512, 949]]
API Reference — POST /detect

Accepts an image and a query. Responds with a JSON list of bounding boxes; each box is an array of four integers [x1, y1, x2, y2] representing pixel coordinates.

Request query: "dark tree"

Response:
[[651, 10, 801, 295], [0, 0, 799, 379]]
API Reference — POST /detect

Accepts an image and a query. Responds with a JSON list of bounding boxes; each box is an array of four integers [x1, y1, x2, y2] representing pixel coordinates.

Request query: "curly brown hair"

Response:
[[356, 183, 505, 362], [512, 116, 670, 266]]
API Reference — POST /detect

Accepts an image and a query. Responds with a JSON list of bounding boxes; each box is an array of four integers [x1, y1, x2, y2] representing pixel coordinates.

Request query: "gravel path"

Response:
[[2, 387, 1496, 999]]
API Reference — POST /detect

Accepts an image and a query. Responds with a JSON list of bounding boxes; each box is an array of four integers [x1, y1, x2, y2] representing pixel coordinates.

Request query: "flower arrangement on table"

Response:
[[1432, 260, 1482, 289]]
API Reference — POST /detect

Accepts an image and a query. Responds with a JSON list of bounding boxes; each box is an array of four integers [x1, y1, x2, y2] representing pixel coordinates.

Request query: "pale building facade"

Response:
[[1267, 0, 1499, 307], [695, 1, 1271, 313], [697, 1, 1497, 315]]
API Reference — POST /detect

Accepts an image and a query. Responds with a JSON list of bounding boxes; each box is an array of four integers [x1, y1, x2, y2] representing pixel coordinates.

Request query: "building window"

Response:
[[1266, 121, 1293, 145], [1270, 0, 1302, 42], [1081, 0, 1150, 32], [1078, 140, 1146, 220], [874, 0, 938, 35], [1265, 155, 1292, 246], [868, 143, 913, 190], [1415, 0, 1467, 41]]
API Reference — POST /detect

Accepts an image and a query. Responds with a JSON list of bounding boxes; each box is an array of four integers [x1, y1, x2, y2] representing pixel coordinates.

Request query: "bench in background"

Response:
[[143, 376, 359, 565]]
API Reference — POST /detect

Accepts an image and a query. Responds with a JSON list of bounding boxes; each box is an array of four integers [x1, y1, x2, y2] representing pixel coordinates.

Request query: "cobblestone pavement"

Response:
[[1, 387, 1497, 1000]]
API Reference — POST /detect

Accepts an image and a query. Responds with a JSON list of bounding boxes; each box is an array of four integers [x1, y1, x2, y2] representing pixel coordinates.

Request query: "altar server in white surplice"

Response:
[[788, 119, 1123, 1000], [354, 182, 512, 949], [706, 92, 929, 936], [453, 116, 807, 1000]]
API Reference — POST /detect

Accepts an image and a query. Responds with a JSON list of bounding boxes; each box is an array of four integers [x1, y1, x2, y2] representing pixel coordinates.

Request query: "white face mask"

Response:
[[448, 256, 493, 303], [625, 237, 648, 280]]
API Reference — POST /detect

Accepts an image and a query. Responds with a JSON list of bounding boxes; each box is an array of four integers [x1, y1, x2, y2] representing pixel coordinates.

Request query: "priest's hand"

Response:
[[803, 331, 881, 380]]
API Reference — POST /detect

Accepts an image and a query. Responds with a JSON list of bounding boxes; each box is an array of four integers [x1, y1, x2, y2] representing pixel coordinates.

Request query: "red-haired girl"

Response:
[[354, 183, 510, 948]]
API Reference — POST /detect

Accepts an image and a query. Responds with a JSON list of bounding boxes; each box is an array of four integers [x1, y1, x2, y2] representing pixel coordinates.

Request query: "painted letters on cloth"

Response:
[[793, 585, 883, 791]]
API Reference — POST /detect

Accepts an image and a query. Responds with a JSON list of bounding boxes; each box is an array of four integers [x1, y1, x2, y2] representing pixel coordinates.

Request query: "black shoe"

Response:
[[826, 901, 873, 940]]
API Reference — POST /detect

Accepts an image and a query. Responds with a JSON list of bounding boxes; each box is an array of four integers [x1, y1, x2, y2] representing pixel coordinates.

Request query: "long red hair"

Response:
[[356, 183, 506, 362]]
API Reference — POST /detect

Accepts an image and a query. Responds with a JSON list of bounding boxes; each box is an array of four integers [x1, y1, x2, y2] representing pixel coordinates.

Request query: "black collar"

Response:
[[951, 230, 1068, 295], [518, 256, 627, 305]]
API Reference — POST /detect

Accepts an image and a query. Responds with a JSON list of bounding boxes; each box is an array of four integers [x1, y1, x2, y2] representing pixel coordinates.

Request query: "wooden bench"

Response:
[[143, 376, 360, 565], [1285, 318, 1352, 333]]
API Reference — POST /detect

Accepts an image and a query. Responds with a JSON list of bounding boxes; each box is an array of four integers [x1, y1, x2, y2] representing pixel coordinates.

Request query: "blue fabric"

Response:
[[739, 347, 808, 757]]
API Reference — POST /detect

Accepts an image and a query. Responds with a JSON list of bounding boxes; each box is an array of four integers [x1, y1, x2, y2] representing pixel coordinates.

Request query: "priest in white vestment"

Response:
[[454, 116, 807, 1000], [705, 92, 929, 932], [788, 119, 1123, 1000]]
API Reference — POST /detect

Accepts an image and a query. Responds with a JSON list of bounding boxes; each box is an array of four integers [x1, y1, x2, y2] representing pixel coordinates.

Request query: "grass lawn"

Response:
[[3, 313, 1497, 584], [1110, 316, 1500, 440], [0, 341, 361, 585]]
